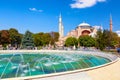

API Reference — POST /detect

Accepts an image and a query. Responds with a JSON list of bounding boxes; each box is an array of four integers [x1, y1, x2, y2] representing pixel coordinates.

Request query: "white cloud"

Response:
[[29, 8, 43, 12], [116, 31, 120, 37], [93, 25, 103, 30], [97, 0, 106, 2], [70, 0, 106, 8]]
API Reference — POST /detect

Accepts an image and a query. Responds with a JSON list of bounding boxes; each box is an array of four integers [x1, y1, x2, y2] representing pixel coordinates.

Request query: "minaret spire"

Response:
[[59, 13, 64, 39], [110, 14, 113, 32]]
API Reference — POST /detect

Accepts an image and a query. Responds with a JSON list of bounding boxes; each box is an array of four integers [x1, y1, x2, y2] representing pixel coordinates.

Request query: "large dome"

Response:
[[78, 22, 90, 26]]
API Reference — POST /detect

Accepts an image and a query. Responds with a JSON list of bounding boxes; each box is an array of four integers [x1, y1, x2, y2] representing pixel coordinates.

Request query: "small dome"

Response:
[[78, 22, 90, 26]]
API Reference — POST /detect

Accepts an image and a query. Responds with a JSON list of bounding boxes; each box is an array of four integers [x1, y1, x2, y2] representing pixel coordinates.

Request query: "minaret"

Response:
[[110, 14, 113, 32], [59, 13, 64, 39]]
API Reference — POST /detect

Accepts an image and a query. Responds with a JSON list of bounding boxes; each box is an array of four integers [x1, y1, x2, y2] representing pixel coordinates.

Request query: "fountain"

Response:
[[0, 51, 118, 79]]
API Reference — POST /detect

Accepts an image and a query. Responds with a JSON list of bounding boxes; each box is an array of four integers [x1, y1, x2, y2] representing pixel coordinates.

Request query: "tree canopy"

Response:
[[33, 32, 59, 47], [21, 30, 35, 49], [8, 28, 22, 47], [78, 35, 95, 47], [65, 37, 78, 47], [95, 30, 119, 50], [0, 30, 10, 47], [0, 27, 119, 51]]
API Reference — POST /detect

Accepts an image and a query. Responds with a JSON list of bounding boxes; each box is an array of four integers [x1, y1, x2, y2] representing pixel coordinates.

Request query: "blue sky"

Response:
[[0, 0, 120, 35]]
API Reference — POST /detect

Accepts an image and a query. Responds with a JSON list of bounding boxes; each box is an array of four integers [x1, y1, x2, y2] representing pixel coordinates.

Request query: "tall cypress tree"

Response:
[[21, 30, 35, 49]]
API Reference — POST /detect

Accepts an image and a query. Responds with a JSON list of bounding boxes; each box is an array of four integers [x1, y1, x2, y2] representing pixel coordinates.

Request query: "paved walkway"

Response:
[[87, 58, 120, 80], [34, 72, 92, 80]]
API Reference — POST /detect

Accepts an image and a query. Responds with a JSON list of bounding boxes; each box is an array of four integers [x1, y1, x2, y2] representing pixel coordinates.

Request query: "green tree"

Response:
[[42, 33, 51, 46], [33, 32, 52, 46], [21, 30, 35, 49], [95, 30, 105, 50], [33, 33, 43, 46], [108, 31, 119, 47], [9, 28, 22, 48], [65, 37, 78, 47], [78, 35, 95, 47], [95, 30, 119, 50]]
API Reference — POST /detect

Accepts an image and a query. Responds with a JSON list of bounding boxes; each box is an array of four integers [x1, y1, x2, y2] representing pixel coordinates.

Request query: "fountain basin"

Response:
[[0, 50, 118, 79]]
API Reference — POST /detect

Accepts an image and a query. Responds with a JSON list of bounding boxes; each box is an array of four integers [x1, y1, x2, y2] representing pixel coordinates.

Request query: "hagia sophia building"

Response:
[[56, 14, 113, 47]]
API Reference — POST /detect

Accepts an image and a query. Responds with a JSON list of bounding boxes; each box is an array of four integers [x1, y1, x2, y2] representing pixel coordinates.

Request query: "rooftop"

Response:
[[78, 22, 90, 27]]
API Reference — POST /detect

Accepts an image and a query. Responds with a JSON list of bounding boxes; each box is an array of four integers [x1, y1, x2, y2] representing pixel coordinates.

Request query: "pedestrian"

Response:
[[117, 48, 120, 54]]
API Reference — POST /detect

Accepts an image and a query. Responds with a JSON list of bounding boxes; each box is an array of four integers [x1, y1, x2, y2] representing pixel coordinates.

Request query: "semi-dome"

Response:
[[78, 22, 90, 27]]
